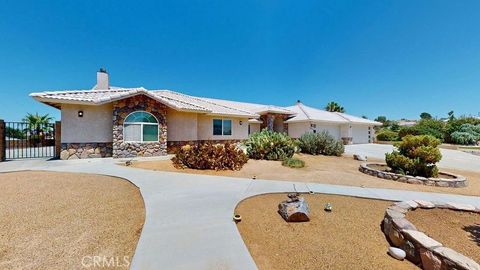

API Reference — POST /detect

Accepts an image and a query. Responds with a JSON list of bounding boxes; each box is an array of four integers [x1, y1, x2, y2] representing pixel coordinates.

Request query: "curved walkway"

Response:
[[0, 158, 479, 270]]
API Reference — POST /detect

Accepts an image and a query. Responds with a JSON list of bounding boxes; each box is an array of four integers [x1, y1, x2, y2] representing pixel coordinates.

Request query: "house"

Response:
[[30, 70, 381, 160]]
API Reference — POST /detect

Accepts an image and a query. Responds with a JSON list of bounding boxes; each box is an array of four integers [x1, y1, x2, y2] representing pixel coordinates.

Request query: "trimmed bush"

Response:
[[385, 135, 442, 178], [376, 129, 399, 141], [282, 157, 305, 168], [172, 143, 248, 170], [298, 131, 344, 156], [244, 129, 297, 160]]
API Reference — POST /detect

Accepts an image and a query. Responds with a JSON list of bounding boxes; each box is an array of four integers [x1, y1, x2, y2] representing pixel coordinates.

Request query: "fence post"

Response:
[[0, 120, 5, 161], [55, 121, 61, 159]]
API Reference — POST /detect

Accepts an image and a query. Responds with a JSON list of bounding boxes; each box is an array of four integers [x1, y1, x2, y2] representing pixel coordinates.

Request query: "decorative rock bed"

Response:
[[383, 200, 480, 270], [359, 163, 468, 188]]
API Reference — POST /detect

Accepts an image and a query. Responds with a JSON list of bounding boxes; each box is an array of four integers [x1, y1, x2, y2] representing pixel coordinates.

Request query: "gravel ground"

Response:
[[0, 171, 145, 269], [130, 154, 480, 196], [235, 193, 418, 270], [407, 208, 480, 263]]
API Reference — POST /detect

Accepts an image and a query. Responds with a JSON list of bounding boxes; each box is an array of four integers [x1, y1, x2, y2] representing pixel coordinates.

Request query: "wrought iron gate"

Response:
[[4, 122, 56, 159]]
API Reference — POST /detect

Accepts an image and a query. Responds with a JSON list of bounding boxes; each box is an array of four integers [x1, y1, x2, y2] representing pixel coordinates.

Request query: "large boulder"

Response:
[[278, 193, 310, 222]]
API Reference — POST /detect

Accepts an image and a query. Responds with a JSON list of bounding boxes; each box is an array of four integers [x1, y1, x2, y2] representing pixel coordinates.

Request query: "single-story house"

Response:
[[31, 70, 381, 159]]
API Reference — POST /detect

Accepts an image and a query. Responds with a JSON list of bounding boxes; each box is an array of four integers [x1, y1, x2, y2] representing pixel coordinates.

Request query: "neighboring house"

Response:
[[31, 70, 381, 160], [398, 120, 417, 127]]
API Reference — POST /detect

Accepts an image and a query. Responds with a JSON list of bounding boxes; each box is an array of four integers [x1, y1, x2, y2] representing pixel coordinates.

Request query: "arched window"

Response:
[[124, 111, 159, 142]]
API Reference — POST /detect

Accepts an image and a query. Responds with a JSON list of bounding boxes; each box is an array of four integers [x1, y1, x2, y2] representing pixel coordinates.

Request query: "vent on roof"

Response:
[[297, 99, 301, 104], [95, 68, 109, 90]]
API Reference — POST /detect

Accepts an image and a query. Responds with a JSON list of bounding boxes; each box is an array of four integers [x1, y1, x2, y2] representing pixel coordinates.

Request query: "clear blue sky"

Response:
[[1, 0, 479, 121]]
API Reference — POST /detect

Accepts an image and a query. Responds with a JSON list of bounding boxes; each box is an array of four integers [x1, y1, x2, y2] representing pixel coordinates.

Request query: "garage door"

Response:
[[315, 123, 341, 140], [352, 126, 371, 144]]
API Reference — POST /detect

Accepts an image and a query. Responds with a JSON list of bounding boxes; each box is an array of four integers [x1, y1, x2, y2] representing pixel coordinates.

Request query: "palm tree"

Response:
[[23, 113, 53, 138], [325, 102, 345, 113]]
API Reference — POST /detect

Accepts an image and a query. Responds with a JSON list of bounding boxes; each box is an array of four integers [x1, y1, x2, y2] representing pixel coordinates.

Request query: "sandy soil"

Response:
[[130, 154, 480, 196], [0, 171, 145, 270], [407, 208, 480, 263], [235, 193, 418, 270]]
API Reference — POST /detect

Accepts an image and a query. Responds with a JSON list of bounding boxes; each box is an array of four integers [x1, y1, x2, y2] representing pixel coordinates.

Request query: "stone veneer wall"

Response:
[[60, 143, 113, 160], [167, 140, 243, 154], [383, 200, 480, 269], [359, 163, 467, 188], [260, 113, 290, 133], [113, 95, 168, 158]]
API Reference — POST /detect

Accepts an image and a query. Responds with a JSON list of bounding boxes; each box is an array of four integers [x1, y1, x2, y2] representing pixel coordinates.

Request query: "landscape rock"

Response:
[[402, 230, 442, 249], [420, 248, 443, 270], [414, 200, 435, 208], [433, 247, 480, 270], [353, 154, 367, 161], [388, 247, 406, 260], [446, 202, 476, 211], [278, 194, 310, 222]]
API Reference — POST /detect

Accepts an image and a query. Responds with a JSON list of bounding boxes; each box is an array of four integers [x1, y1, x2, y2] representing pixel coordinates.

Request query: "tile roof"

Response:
[[285, 102, 382, 125]]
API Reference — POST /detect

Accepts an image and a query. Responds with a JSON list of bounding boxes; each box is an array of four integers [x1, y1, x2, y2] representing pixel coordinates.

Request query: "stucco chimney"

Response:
[[95, 68, 109, 90]]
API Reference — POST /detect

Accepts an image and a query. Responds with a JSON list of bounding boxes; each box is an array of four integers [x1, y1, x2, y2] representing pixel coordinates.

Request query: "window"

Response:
[[124, 111, 159, 142], [213, 119, 232, 136]]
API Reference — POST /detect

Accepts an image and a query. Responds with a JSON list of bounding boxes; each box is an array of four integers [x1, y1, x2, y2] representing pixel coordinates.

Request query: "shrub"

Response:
[[445, 117, 480, 143], [398, 126, 420, 138], [244, 129, 297, 160], [385, 135, 442, 178], [298, 131, 344, 156], [398, 119, 445, 141], [450, 132, 477, 145], [376, 129, 399, 141], [172, 143, 248, 170], [282, 157, 305, 168]]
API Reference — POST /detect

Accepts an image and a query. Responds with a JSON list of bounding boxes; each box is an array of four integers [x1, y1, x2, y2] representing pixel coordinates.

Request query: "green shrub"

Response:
[[282, 157, 305, 168], [385, 135, 442, 178], [244, 129, 297, 160], [376, 129, 399, 141], [298, 131, 344, 156], [398, 119, 445, 141], [450, 132, 477, 145], [445, 117, 480, 143], [398, 126, 421, 138], [172, 143, 248, 170]]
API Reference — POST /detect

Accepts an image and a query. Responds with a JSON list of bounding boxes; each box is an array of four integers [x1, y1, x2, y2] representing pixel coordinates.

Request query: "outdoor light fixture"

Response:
[[239, 120, 243, 125], [78, 111, 84, 117]]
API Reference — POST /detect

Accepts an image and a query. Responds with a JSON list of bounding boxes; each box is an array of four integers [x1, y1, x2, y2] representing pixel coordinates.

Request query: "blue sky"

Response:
[[1, 0, 479, 121]]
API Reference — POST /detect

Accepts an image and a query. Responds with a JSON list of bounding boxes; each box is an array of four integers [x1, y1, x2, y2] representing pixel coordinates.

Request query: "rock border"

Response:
[[359, 163, 468, 188], [383, 200, 480, 270]]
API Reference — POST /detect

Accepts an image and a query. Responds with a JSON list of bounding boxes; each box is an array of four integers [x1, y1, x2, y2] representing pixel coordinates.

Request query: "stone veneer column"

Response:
[[0, 120, 5, 162], [112, 95, 167, 158], [55, 121, 61, 159]]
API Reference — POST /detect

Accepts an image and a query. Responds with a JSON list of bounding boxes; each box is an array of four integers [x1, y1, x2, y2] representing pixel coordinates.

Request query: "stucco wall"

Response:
[[61, 104, 113, 143], [248, 123, 261, 134], [166, 109, 198, 141], [197, 115, 248, 140], [314, 122, 341, 139], [287, 122, 310, 138]]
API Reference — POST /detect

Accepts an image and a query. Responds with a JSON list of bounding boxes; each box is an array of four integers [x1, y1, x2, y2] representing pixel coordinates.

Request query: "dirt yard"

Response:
[[407, 208, 480, 263], [235, 193, 417, 270], [0, 171, 145, 269], [130, 154, 480, 196]]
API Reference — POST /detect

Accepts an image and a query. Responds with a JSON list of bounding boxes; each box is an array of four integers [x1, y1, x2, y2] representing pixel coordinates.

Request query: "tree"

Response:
[[420, 112, 432, 119], [375, 116, 387, 123], [325, 102, 345, 113], [22, 113, 53, 136], [361, 115, 368, 119]]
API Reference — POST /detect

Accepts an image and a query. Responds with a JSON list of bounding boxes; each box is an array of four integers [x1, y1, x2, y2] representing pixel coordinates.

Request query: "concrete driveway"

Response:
[[345, 144, 480, 172], [0, 158, 479, 270]]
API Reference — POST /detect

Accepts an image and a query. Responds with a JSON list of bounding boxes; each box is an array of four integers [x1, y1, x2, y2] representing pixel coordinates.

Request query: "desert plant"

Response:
[[298, 131, 344, 156], [282, 157, 305, 168], [385, 135, 442, 178], [445, 117, 480, 143], [449, 124, 480, 145], [172, 143, 248, 170], [244, 129, 297, 160], [376, 129, 399, 141]]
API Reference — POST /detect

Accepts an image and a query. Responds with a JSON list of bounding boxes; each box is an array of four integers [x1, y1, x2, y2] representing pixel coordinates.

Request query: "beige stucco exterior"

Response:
[[287, 122, 311, 138], [166, 109, 198, 141], [248, 123, 261, 134], [197, 115, 248, 140], [61, 104, 113, 143]]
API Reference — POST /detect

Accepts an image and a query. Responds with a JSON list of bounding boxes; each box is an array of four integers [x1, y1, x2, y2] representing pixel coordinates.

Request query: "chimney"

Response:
[[95, 68, 109, 90]]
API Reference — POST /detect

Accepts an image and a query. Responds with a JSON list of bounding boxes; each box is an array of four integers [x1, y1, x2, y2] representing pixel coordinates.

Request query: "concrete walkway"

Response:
[[0, 158, 479, 270], [346, 143, 480, 172]]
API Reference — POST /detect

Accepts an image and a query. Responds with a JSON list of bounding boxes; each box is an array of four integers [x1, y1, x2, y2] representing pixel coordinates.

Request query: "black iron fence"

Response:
[[4, 121, 56, 159]]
